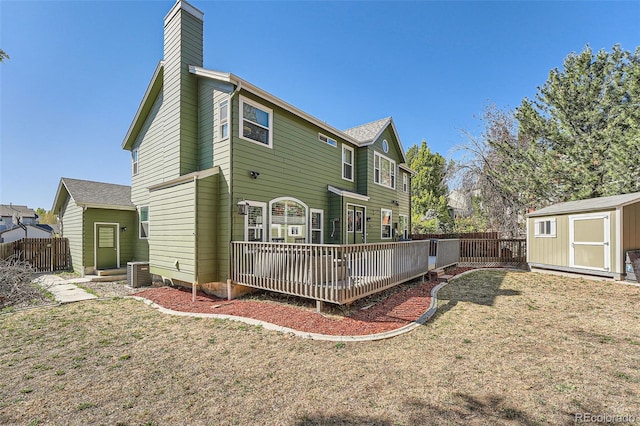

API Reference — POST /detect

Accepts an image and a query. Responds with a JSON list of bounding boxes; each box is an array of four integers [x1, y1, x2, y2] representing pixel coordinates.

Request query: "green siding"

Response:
[[231, 91, 359, 242], [60, 196, 84, 274], [362, 126, 408, 243], [163, 6, 202, 178], [83, 209, 137, 269], [149, 180, 197, 283], [196, 174, 218, 283]]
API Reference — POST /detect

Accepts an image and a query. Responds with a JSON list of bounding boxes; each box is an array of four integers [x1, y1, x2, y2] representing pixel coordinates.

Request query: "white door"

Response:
[[569, 213, 610, 272]]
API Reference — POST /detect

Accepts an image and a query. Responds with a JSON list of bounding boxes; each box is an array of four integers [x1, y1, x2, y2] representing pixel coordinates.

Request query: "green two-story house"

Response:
[[117, 0, 416, 298]]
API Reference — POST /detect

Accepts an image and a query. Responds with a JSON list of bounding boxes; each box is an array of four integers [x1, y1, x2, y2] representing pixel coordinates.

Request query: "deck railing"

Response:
[[230, 240, 438, 305], [433, 238, 461, 269]]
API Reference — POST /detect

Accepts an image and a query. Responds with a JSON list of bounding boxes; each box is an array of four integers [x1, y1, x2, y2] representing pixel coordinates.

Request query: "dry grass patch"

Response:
[[1, 270, 639, 425]]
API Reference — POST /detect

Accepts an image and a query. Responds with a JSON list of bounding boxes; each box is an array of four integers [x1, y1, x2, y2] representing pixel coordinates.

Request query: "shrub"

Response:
[[0, 256, 47, 309]]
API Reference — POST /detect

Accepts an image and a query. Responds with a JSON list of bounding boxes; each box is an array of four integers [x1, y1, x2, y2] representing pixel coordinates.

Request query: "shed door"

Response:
[[96, 224, 119, 270], [569, 213, 610, 272]]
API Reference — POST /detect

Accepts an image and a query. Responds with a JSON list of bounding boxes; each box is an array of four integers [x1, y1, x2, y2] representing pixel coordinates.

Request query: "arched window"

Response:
[[269, 198, 308, 243]]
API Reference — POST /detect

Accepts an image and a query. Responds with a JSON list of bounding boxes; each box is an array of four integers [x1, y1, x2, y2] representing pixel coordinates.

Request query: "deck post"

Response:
[[316, 300, 324, 313], [227, 279, 233, 301]]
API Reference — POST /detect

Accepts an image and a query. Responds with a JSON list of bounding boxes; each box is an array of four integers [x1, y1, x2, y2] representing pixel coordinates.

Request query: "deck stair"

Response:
[[429, 268, 453, 283], [91, 268, 127, 282]]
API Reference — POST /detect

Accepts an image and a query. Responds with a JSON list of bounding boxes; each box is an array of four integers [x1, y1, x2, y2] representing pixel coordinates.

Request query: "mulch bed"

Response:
[[134, 267, 477, 336]]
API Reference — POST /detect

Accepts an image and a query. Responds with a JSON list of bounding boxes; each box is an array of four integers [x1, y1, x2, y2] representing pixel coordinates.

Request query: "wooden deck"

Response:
[[230, 239, 459, 305]]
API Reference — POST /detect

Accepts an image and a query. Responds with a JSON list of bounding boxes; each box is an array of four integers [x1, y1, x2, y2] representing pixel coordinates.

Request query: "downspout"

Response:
[[226, 81, 241, 299]]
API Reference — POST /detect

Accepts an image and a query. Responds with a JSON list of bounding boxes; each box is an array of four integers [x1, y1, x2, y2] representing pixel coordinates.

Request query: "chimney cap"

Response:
[[164, 0, 204, 26]]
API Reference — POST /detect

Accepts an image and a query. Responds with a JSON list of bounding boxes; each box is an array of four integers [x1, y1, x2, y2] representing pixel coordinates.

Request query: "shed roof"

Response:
[[527, 192, 640, 217], [52, 178, 135, 213]]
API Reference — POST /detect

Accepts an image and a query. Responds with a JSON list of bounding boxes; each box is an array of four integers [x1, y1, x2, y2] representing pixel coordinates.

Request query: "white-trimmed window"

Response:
[[311, 209, 323, 244], [402, 173, 408, 193], [381, 209, 392, 239], [342, 145, 354, 181], [399, 214, 409, 239], [270, 198, 307, 243], [534, 218, 556, 237], [244, 201, 266, 241], [139, 206, 149, 239], [132, 148, 139, 176], [374, 152, 396, 189], [318, 133, 337, 147], [219, 99, 229, 139], [240, 96, 273, 148]]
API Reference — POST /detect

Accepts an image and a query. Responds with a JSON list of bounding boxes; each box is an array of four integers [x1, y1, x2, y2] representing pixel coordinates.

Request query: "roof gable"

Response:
[[122, 61, 164, 151], [527, 191, 640, 217], [344, 117, 407, 163], [52, 178, 135, 214], [343, 117, 391, 144]]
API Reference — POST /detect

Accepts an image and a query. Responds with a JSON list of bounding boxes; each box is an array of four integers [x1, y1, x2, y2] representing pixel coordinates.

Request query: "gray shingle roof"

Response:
[[0, 204, 37, 218], [62, 178, 134, 208], [527, 192, 640, 217], [343, 117, 391, 143]]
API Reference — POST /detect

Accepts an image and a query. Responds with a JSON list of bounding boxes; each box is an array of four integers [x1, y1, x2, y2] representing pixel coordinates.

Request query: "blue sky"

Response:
[[1, 0, 638, 211]]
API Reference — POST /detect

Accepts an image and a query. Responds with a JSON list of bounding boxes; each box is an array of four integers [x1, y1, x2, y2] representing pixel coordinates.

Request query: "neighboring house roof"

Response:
[[52, 177, 136, 214], [527, 192, 640, 218], [0, 204, 37, 219], [122, 63, 408, 164], [0, 224, 53, 236]]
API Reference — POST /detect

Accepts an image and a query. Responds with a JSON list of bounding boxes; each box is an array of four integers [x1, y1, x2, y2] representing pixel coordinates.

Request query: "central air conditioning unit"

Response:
[[127, 261, 151, 288]]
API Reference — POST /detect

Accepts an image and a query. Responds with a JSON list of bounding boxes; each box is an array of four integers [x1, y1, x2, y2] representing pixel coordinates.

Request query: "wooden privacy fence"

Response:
[[459, 238, 526, 266], [0, 238, 70, 272]]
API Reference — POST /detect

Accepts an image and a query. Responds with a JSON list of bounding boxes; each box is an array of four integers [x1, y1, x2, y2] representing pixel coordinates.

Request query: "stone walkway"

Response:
[[33, 275, 97, 304]]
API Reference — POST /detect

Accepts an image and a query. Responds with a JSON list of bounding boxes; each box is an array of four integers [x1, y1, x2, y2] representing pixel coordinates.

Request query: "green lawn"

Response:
[[1, 270, 639, 425]]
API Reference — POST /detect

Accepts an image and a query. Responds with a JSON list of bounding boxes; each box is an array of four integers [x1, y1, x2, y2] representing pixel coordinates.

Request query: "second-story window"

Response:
[[374, 152, 396, 189], [319, 133, 337, 147], [342, 145, 354, 181], [132, 148, 139, 176], [240, 96, 273, 148], [219, 99, 229, 139], [402, 173, 408, 193]]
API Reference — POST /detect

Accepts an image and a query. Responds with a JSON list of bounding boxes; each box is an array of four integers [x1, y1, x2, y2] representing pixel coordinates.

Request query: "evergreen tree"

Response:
[[406, 141, 453, 233], [516, 44, 640, 203]]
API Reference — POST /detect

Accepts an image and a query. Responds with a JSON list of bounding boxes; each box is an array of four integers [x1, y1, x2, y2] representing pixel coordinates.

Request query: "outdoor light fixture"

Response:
[[249, 170, 260, 179], [366, 217, 372, 222], [237, 200, 249, 215], [121, 226, 127, 232], [392, 200, 400, 206]]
